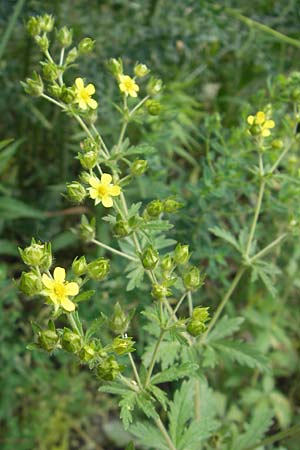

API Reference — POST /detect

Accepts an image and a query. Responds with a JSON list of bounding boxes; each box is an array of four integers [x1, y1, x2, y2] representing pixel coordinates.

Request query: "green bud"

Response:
[[65, 47, 78, 65], [61, 329, 82, 353], [271, 139, 284, 150], [41, 62, 59, 82], [248, 124, 261, 136], [79, 343, 96, 362], [141, 246, 159, 270], [145, 200, 164, 218], [21, 72, 43, 97], [78, 37, 95, 54], [79, 171, 91, 184], [80, 137, 99, 153], [19, 239, 52, 269], [146, 77, 163, 96], [56, 26, 73, 48], [60, 85, 75, 104], [183, 266, 205, 292], [78, 215, 96, 242], [96, 356, 121, 381], [113, 219, 131, 238], [130, 159, 148, 176], [161, 254, 174, 273], [35, 35, 49, 53], [134, 63, 150, 78], [173, 243, 190, 265], [87, 257, 110, 281], [66, 181, 86, 203], [19, 271, 42, 296], [163, 198, 183, 213], [151, 283, 172, 300], [291, 88, 300, 101], [107, 58, 123, 78], [109, 302, 130, 334], [38, 329, 60, 352], [39, 14, 55, 32], [112, 336, 135, 355], [187, 306, 210, 336], [145, 99, 161, 115], [72, 256, 88, 276], [48, 83, 62, 99], [78, 151, 98, 169], [26, 17, 41, 37]]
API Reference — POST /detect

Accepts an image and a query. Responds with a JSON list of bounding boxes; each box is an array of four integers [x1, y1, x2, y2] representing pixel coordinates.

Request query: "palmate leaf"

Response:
[[130, 422, 169, 450], [178, 416, 219, 450], [212, 340, 269, 372], [119, 391, 137, 430], [209, 226, 240, 252], [151, 362, 198, 385], [208, 315, 245, 342], [168, 380, 194, 445]]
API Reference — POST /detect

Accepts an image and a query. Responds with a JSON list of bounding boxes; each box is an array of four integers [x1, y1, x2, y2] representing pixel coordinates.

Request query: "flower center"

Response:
[[97, 184, 109, 197], [79, 89, 90, 101], [124, 80, 134, 90], [53, 282, 66, 298]]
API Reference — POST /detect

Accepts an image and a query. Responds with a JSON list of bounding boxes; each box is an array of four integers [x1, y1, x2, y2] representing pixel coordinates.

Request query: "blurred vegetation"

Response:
[[1, 0, 300, 449]]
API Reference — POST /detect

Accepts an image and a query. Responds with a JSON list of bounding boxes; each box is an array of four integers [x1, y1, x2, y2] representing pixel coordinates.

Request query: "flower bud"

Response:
[[19, 271, 42, 296], [66, 181, 86, 204], [183, 266, 205, 292], [141, 246, 159, 270], [78, 37, 95, 54], [21, 72, 43, 97], [187, 306, 210, 336], [113, 219, 131, 238], [35, 35, 49, 53], [134, 63, 150, 78], [271, 139, 284, 150], [145, 200, 164, 218], [107, 58, 123, 78], [146, 77, 163, 96], [56, 26, 73, 48], [145, 99, 161, 115], [79, 171, 92, 184], [79, 343, 96, 362], [61, 329, 82, 353], [163, 198, 183, 213], [26, 17, 41, 37], [80, 137, 99, 152], [161, 254, 174, 273], [19, 239, 51, 269], [42, 62, 59, 82], [39, 14, 54, 32], [48, 83, 62, 98], [65, 47, 78, 65], [38, 329, 60, 352], [109, 302, 130, 334], [96, 356, 121, 381], [112, 336, 135, 355], [173, 243, 189, 265], [130, 159, 148, 176], [78, 215, 96, 242], [87, 257, 110, 281], [72, 256, 88, 276], [151, 283, 172, 300], [60, 85, 75, 104], [78, 150, 98, 169]]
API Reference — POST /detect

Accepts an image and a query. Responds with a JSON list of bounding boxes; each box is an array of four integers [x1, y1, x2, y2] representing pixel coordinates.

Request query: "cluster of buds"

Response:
[[143, 198, 183, 221], [187, 307, 210, 337]]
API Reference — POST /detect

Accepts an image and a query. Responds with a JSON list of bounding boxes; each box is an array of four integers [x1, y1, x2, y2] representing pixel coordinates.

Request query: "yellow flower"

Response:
[[88, 173, 121, 207], [247, 111, 275, 137], [74, 77, 98, 110], [118, 75, 139, 97], [42, 267, 79, 312]]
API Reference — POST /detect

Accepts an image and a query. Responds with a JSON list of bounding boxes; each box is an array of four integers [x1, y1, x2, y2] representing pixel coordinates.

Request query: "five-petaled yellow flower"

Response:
[[118, 75, 139, 97], [247, 111, 275, 137], [88, 173, 121, 207], [75, 77, 98, 110], [42, 267, 79, 312]]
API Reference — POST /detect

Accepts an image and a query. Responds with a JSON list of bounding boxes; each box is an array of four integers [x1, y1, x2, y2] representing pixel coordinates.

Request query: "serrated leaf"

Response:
[[119, 392, 137, 430], [208, 316, 244, 342], [85, 316, 105, 340], [213, 340, 269, 372], [168, 380, 194, 445], [126, 265, 145, 291], [151, 362, 198, 385], [130, 422, 168, 450], [209, 226, 240, 251], [148, 385, 168, 410], [178, 417, 219, 450], [99, 381, 131, 396], [231, 406, 273, 450], [74, 290, 95, 303], [136, 392, 159, 420]]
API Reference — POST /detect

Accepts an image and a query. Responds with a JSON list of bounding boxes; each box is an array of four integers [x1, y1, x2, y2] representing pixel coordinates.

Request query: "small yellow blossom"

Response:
[[247, 111, 275, 137], [118, 75, 139, 97], [88, 173, 121, 207], [42, 267, 79, 312], [74, 77, 98, 110]]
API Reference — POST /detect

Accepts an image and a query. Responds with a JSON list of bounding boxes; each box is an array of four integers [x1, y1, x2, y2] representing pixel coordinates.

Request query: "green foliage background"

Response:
[[0, 0, 300, 449]]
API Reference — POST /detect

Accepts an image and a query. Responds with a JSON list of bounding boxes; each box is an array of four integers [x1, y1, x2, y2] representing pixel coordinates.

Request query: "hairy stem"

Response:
[[154, 417, 177, 450], [91, 238, 138, 262], [145, 330, 165, 386]]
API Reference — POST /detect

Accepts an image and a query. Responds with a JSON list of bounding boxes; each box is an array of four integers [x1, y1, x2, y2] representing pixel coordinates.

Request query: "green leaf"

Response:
[[208, 315, 244, 342], [178, 417, 219, 450], [136, 392, 159, 420], [119, 391, 137, 430], [151, 362, 198, 385], [213, 340, 269, 372], [99, 381, 131, 396], [0, 197, 45, 220], [0, 139, 23, 174], [126, 265, 145, 291], [0, 239, 18, 256], [168, 380, 194, 445], [74, 290, 95, 303], [125, 442, 135, 450], [231, 406, 273, 450], [148, 385, 168, 410], [209, 226, 240, 251], [85, 316, 105, 339], [130, 422, 168, 450]]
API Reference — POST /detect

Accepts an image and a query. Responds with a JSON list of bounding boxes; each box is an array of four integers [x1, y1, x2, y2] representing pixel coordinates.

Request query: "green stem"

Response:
[[250, 233, 288, 263], [187, 291, 193, 316], [68, 312, 81, 335], [41, 93, 66, 109], [91, 238, 138, 262], [154, 417, 177, 450], [91, 123, 110, 157], [270, 142, 293, 173], [145, 330, 165, 386], [245, 423, 300, 450], [73, 114, 94, 140], [128, 352, 143, 390], [129, 95, 150, 117], [167, 292, 187, 324], [194, 378, 200, 421]]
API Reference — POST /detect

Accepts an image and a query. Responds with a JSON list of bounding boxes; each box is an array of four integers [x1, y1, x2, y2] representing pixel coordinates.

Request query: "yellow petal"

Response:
[[265, 120, 275, 129], [54, 267, 66, 283], [247, 115, 254, 125], [129, 90, 138, 97], [262, 129, 271, 137], [109, 185, 121, 196], [86, 83, 95, 95], [65, 282, 79, 296], [95, 198, 101, 205], [102, 195, 113, 207], [87, 98, 98, 109], [88, 187, 98, 199], [75, 77, 84, 89], [48, 292, 59, 304], [78, 99, 87, 110], [255, 111, 265, 125], [119, 83, 126, 93], [101, 173, 112, 185], [61, 297, 76, 312], [89, 176, 100, 188], [42, 273, 53, 289]]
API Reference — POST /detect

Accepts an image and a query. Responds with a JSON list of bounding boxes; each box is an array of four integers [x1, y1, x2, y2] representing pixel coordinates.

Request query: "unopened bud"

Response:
[[39, 14, 54, 32], [145, 200, 163, 218], [145, 99, 161, 115], [87, 257, 110, 281], [109, 302, 130, 334], [151, 283, 172, 300], [35, 35, 49, 53], [96, 356, 121, 381], [112, 336, 135, 355], [42, 62, 59, 82], [79, 343, 96, 362], [113, 219, 130, 238], [78, 215, 96, 242], [56, 26, 73, 48], [66, 181, 86, 204], [19, 271, 42, 296], [38, 329, 60, 352], [65, 47, 78, 65], [163, 198, 183, 213], [107, 58, 123, 78], [78, 37, 95, 54], [26, 17, 41, 37], [72, 256, 88, 276], [173, 243, 189, 265], [130, 159, 148, 176], [134, 63, 150, 78], [183, 266, 205, 292], [141, 246, 159, 270], [19, 239, 52, 269], [61, 329, 82, 353], [21, 72, 43, 97], [60, 85, 75, 103], [147, 77, 163, 96], [187, 306, 210, 336], [78, 150, 98, 169], [271, 139, 284, 150]]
